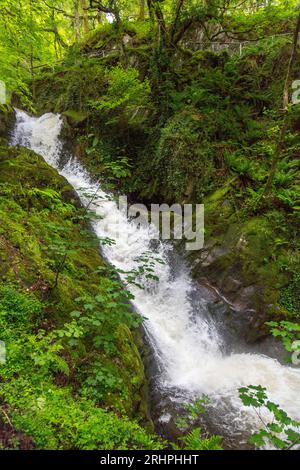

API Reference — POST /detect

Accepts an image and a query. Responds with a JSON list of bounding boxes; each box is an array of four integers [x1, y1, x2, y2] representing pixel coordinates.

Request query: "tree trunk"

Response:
[[147, 0, 154, 22], [152, 0, 167, 47]]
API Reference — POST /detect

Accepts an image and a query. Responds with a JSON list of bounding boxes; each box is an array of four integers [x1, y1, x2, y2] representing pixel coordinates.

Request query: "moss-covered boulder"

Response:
[[190, 182, 299, 342]]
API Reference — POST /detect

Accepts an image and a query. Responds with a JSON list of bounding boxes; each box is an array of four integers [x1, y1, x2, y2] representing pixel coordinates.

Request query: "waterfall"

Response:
[[11, 109, 300, 444]]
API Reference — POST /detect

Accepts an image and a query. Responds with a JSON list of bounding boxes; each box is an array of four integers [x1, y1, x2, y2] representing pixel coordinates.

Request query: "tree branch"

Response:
[[170, 0, 185, 43], [89, 0, 114, 14]]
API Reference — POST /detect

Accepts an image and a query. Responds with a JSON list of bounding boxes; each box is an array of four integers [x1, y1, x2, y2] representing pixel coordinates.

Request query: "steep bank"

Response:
[[0, 106, 158, 449]]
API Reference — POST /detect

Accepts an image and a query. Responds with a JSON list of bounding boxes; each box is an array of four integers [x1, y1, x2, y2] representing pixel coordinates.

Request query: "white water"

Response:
[[11, 110, 300, 442]]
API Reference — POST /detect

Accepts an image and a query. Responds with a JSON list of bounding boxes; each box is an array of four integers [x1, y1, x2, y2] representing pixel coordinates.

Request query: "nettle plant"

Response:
[[239, 385, 300, 450]]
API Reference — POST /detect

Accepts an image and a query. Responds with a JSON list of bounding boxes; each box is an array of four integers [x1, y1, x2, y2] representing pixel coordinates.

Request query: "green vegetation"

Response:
[[174, 397, 223, 450], [0, 0, 300, 452], [0, 129, 159, 449], [266, 320, 300, 358], [33, 2, 299, 331]]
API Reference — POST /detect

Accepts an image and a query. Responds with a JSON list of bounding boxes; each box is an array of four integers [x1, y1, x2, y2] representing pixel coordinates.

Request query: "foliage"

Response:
[[119, 251, 164, 288], [179, 428, 223, 450], [0, 0, 77, 107], [84, 134, 132, 181], [2, 0, 300, 452], [152, 108, 216, 201], [239, 385, 300, 450], [89, 66, 151, 127], [70, 283, 142, 354], [279, 273, 300, 317]]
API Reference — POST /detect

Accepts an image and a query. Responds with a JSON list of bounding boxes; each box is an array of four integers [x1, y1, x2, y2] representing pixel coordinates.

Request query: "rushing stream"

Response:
[[11, 109, 300, 448]]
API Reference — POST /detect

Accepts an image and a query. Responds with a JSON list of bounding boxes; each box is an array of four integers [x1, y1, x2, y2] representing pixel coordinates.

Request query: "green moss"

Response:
[[0, 104, 14, 139], [114, 325, 148, 418], [280, 273, 300, 318], [195, 186, 298, 320], [62, 110, 89, 125]]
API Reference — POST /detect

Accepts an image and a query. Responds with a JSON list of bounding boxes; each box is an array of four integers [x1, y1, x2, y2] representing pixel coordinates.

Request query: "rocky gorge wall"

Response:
[[0, 105, 157, 449]]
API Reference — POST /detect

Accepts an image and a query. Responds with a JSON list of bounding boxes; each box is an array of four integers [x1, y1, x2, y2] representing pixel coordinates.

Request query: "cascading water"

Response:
[[11, 109, 300, 446]]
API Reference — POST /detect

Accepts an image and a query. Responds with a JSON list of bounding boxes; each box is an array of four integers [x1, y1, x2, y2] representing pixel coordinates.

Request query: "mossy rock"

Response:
[[0, 104, 14, 139]]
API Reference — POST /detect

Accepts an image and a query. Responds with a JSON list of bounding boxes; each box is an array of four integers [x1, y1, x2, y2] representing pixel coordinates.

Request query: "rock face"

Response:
[[191, 251, 267, 343], [30, 38, 299, 362]]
